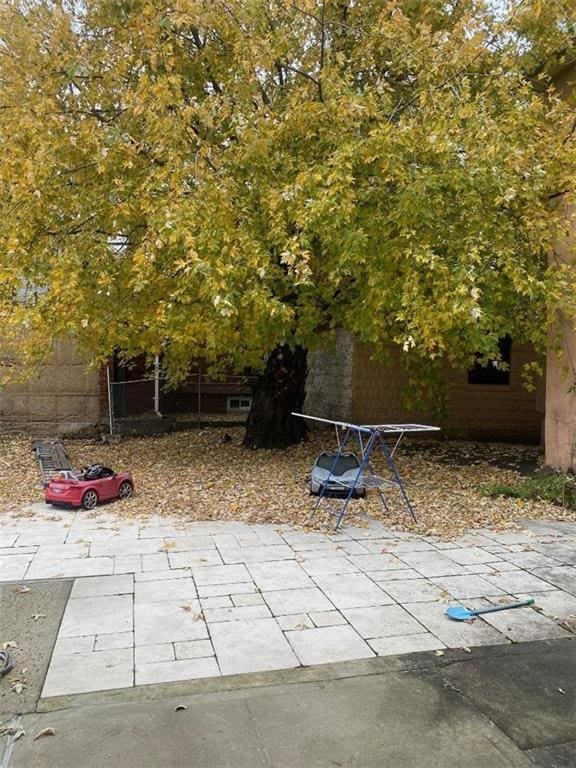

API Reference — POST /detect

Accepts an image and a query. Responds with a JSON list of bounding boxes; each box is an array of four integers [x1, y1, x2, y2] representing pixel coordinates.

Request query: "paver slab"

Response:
[[70, 574, 134, 598], [518, 589, 576, 620], [135, 577, 197, 604], [285, 625, 374, 665], [59, 594, 133, 637], [531, 567, 576, 595], [134, 600, 208, 645], [191, 564, 252, 586], [262, 587, 335, 616], [276, 614, 315, 630], [90, 539, 165, 558], [219, 545, 294, 564], [369, 633, 446, 656], [397, 552, 470, 578], [135, 643, 175, 664], [442, 548, 502, 566], [161, 535, 216, 550], [343, 604, 427, 639], [210, 618, 299, 675], [42, 648, 133, 697], [136, 657, 220, 685], [383, 579, 447, 603], [467, 599, 572, 643], [247, 561, 314, 591], [0, 555, 32, 581], [95, 631, 134, 651], [309, 610, 348, 627], [431, 575, 506, 599], [347, 553, 406, 572], [404, 602, 509, 649], [174, 639, 214, 660], [167, 550, 224, 569], [313, 572, 393, 609], [531, 543, 576, 565], [481, 571, 559, 595], [26, 556, 114, 580], [300, 556, 359, 576], [203, 605, 271, 622]]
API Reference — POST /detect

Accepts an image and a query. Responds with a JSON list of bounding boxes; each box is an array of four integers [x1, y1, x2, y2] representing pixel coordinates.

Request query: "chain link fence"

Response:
[[107, 370, 256, 435]]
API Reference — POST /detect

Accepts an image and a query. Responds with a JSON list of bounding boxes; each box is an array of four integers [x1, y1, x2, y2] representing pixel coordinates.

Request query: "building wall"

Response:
[[304, 330, 354, 422], [0, 340, 101, 436], [545, 201, 576, 471], [309, 338, 543, 442], [543, 63, 576, 471]]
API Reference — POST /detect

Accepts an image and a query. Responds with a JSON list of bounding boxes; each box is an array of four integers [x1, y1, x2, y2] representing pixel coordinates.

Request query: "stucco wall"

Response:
[[544, 64, 576, 471], [545, 203, 576, 471], [304, 330, 354, 422], [349, 341, 542, 442], [0, 340, 101, 436]]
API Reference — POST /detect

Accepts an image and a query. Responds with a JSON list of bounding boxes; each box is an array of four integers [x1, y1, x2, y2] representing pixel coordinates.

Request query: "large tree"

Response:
[[1, 0, 575, 446]]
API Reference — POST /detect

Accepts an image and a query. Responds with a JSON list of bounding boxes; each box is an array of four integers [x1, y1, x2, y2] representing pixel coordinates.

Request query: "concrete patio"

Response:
[[1, 504, 575, 700]]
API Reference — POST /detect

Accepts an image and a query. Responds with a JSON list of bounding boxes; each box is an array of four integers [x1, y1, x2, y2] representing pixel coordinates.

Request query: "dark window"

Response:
[[468, 336, 512, 385], [227, 396, 252, 412]]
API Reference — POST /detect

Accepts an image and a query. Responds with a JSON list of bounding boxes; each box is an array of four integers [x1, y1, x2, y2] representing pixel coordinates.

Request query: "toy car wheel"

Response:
[[118, 481, 133, 500], [81, 490, 98, 510]]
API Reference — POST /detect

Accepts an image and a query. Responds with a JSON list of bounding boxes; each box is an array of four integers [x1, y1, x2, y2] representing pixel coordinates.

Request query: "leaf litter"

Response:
[[1, 430, 574, 540]]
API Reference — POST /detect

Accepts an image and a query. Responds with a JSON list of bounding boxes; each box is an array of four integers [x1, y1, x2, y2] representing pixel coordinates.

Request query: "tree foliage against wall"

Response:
[[1, 0, 575, 389]]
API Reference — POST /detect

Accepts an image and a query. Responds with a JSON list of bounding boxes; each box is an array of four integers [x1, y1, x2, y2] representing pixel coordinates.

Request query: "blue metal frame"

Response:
[[309, 424, 417, 529]]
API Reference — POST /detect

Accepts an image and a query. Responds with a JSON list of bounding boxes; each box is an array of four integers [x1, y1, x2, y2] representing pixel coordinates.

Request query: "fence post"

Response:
[[197, 365, 202, 430], [154, 355, 162, 417], [106, 366, 114, 435]]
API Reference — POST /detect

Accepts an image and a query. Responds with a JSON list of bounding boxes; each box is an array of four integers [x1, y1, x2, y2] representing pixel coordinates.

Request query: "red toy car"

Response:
[[44, 464, 134, 510]]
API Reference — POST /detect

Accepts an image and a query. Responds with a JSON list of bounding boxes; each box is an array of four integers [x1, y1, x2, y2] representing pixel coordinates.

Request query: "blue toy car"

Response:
[[310, 451, 366, 498]]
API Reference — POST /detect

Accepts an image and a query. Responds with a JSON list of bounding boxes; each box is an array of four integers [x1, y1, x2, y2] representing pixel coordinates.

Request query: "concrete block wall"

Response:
[[0, 340, 101, 436], [303, 330, 354, 423]]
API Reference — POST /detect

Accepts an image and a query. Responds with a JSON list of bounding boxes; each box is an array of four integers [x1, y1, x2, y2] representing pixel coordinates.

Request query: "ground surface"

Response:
[[2, 635, 574, 768], [1, 434, 575, 766], [1, 429, 573, 538], [1, 507, 575, 698]]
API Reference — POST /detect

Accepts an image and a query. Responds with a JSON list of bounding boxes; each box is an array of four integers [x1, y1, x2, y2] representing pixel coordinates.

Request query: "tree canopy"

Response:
[[1, 0, 575, 385]]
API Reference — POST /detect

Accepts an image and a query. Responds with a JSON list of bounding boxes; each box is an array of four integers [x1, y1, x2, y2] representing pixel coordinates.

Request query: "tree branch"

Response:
[[284, 63, 324, 101]]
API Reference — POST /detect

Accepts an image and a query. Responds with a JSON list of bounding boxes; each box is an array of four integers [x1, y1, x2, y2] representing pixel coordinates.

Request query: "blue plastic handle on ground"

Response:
[[445, 598, 535, 622]]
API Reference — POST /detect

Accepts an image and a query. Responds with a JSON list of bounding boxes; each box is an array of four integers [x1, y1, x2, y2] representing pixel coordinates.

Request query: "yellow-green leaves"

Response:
[[0, 0, 574, 385]]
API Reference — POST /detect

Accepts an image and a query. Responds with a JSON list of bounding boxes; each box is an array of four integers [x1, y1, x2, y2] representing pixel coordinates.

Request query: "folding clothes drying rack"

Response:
[[292, 414, 440, 529]]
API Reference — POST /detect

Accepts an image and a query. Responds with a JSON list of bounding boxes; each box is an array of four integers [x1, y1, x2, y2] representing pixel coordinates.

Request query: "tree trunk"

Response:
[[243, 344, 308, 449]]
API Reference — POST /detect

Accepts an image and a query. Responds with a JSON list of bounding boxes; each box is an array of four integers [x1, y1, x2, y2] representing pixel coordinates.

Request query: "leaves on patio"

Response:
[[2, 430, 574, 540], [33, 727, 56, 740]]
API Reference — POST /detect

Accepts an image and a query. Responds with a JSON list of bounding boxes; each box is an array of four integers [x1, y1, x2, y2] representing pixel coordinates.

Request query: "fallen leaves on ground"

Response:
[[1, 429, 574, 539], [33, 727, 56, 740]]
